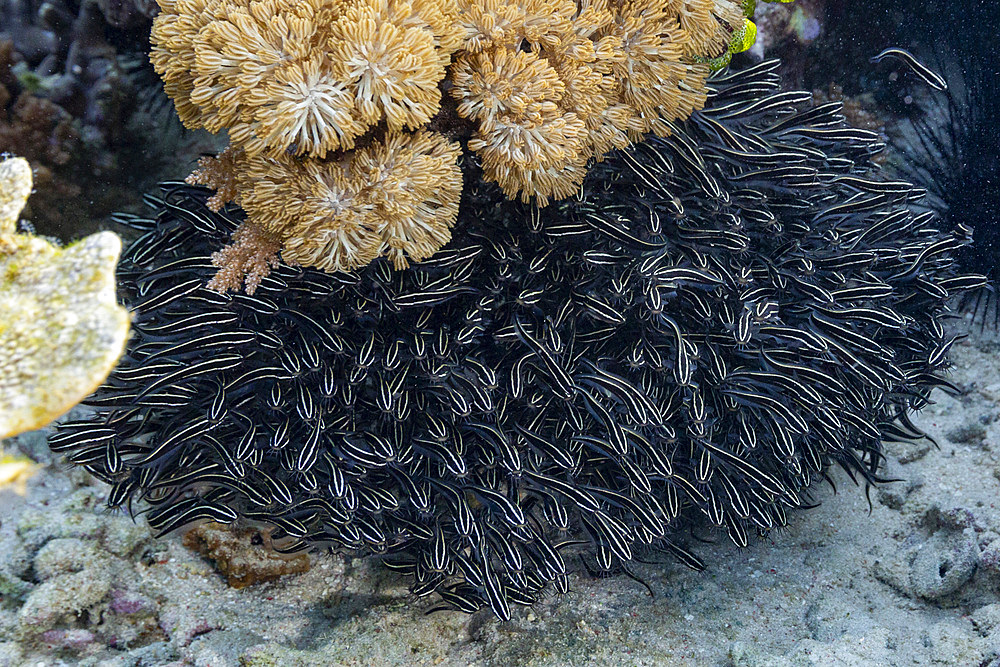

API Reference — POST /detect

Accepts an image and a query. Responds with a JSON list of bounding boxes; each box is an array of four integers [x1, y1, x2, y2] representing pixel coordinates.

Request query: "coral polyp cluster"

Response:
[[449, 0, 743, 204], [199, 128, 463, 292], [151, 0, 756, 286], [54, 63, 981, 619], [152, 0, 469, 285], [153, 0, 464, 155]]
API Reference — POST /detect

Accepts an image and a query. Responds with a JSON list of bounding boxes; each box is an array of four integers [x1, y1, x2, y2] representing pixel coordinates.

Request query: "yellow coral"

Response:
[[0, 157, 130, 439], [329, 1, 457, 131], [153, 0, 463, 156], [454, 0, 525, 52], [266, 154, 383, 273], [240, 54, 366, 158], [674, 0, 744, 57], [149, 0, 217, 129], [450, 0, 742, 194], [450, 48, 565, 125], [471, 111, 588, 204], [0, 155, 32, 233], [0, 452, 39, 496]]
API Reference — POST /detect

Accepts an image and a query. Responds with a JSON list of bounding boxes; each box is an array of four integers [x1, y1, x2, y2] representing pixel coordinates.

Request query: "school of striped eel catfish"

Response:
[[48, 60, 985, 619]]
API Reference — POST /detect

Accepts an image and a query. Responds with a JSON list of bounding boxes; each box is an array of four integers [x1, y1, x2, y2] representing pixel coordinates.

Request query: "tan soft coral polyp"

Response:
[[246, 57, 364, 158], [450, 48, 565, 124], [449, 0, 743, 200], [201, 130, 464, 278], [328, 12, 446, 131], [354, 130, 463, 269]]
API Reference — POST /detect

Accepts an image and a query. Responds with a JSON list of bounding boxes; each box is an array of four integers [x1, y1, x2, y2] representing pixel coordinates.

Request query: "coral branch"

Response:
[[206, 220, 282, 295], [185, 147, 242, 212]]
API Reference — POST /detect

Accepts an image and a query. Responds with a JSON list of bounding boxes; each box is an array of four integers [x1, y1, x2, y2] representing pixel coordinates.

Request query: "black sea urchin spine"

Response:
[[52, 60, 983, 620], [873, 3, 1000, 325]]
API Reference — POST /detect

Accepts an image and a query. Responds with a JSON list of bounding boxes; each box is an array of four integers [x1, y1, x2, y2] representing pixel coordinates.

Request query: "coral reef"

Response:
[[53, 61, 981, 619], [0, 459, 350, 664], [150, 0, 766, 285], [0, 156, 130, 439], [0, 38, 87, 237], [1, 478, 159, 652], [0, 0, 155, 128], [0, 471, 204, 660]]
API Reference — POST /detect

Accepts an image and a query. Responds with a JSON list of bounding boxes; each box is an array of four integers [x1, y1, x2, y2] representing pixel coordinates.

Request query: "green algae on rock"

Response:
[[0, 155, 130, 439]]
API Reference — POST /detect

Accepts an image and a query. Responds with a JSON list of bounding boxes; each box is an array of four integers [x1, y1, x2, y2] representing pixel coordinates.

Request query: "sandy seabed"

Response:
[[2, 326, 1000, 667]]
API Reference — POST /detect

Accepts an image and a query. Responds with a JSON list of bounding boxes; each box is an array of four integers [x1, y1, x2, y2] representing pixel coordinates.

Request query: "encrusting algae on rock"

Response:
[[0, 155, 130, 439], [182, 522, 312, 589]]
